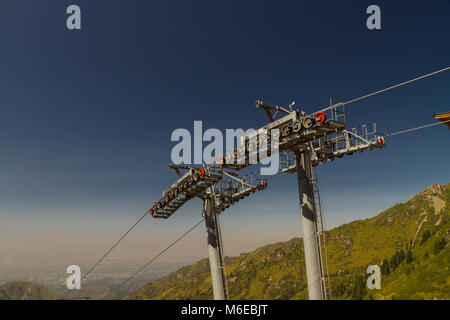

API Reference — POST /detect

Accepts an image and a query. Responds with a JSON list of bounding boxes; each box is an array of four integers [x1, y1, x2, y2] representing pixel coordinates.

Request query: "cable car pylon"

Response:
[[149, 163, 267, 299], [255, 100, 387, 300]]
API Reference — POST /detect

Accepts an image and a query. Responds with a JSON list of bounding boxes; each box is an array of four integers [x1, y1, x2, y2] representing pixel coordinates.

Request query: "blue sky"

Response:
[[0, 1, 449, 269]]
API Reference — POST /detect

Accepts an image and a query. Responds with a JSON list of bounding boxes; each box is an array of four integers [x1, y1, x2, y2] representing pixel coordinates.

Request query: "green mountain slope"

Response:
[[0, 281, 60, 300], [126, 183, 449, 300]]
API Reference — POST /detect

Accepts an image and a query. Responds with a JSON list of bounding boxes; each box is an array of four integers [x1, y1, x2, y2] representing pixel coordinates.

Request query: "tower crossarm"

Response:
[[279, 123, 387, 170], [311, 123, 387, 165], [221, 102, 347, 172], [213, 171, 268, 214], [150, 165, 223, 219]]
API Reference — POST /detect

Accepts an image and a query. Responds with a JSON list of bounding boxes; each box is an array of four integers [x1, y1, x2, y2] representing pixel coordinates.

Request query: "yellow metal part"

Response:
[[433, 112, 450, 129]]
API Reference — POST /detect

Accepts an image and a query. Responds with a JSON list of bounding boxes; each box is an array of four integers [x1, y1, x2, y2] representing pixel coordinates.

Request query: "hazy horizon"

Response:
[[2, 180, 446, 291]]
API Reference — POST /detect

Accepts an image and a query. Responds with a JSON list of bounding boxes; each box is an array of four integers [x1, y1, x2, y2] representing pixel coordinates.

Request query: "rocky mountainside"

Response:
[[126, 183, 449, 300]]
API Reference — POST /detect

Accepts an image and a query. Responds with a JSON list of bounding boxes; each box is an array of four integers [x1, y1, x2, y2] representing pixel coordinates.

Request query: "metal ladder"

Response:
[[311, 165, 332, 300]]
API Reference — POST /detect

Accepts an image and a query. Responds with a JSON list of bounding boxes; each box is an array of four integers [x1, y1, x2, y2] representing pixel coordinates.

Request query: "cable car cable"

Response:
[[318, 66, 450, 113], [105, 217, 205, 299], [386, 119, 450, 137], [62, 210, 149, 298], [344, 66, 450, 106]]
